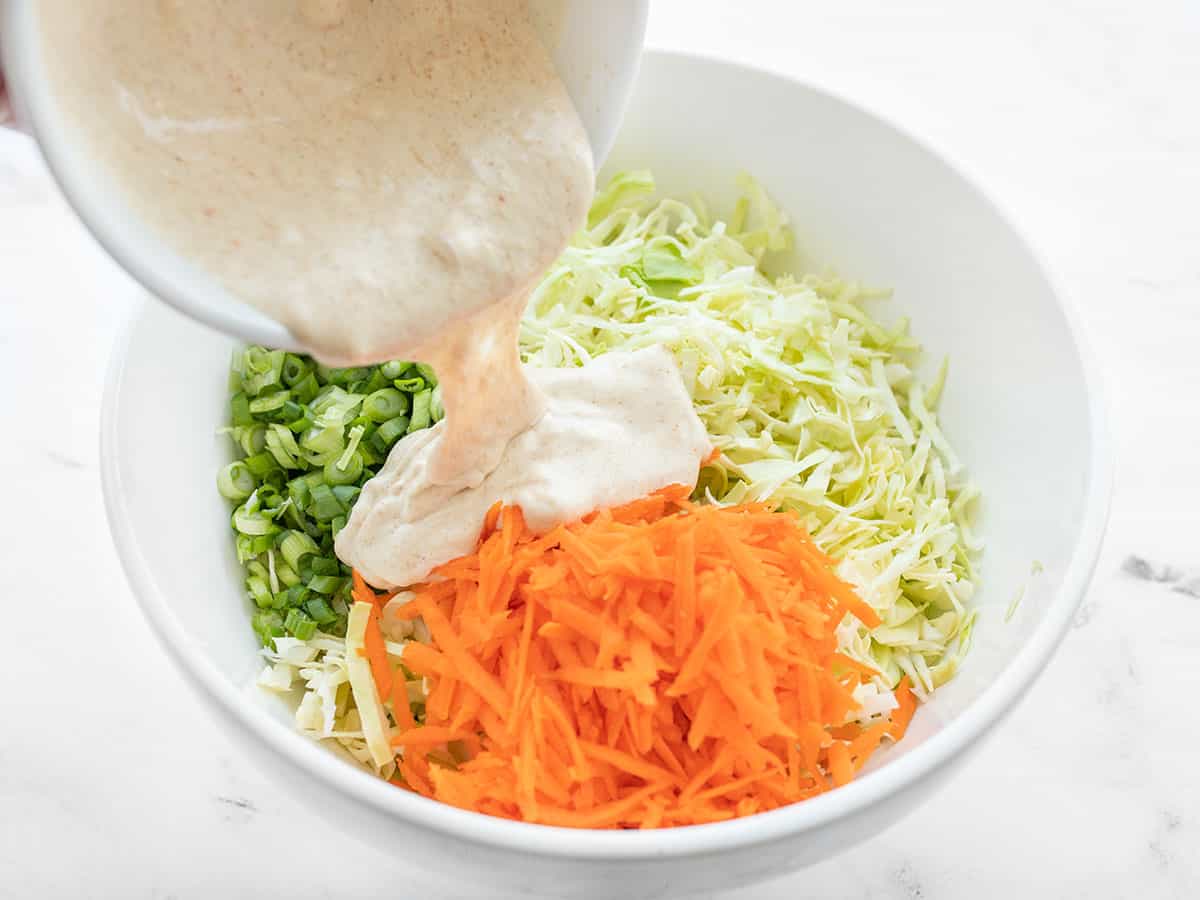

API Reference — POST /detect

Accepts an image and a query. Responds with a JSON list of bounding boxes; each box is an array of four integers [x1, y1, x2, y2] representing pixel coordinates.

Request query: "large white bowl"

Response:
[[101, 51, 1110, 899]]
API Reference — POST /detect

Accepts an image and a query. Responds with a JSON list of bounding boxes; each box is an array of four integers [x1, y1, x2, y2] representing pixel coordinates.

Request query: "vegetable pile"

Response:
[[219, 348, 443, 645], [521, 172, 980, 697], [356, 487, 916, 828], [233, 171, 981, 813]]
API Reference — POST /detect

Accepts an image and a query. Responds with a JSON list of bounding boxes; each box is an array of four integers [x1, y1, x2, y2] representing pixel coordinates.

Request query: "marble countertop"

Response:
[[2, 1, 1198, 896]]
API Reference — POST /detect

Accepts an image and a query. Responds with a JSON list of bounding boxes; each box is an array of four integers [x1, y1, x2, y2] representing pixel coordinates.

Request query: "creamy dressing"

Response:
[[39, 0, 710, 584], [338, 347, 711, 589], [39, 0, 592, 367]]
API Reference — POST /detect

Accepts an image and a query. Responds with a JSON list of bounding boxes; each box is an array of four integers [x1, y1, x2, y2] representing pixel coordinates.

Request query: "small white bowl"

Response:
[[101, 50, 1111, 899]]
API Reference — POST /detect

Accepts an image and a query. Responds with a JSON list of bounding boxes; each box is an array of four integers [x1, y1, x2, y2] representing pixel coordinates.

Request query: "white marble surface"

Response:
[[2, 1, 1198, 896]]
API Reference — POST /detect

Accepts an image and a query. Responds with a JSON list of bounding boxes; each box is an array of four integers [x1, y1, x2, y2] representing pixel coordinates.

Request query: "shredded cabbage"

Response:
[[520, 171, 981, 700], [259, 631, 398, 775]]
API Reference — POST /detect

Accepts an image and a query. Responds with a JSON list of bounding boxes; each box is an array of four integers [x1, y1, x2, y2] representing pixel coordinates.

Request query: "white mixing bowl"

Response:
[[100, 50, 1111, 899]]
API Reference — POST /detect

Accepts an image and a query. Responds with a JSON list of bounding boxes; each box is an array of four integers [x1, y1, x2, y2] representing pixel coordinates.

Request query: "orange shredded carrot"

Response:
[[352, 570, 380, 607], [389, 673, 416, 731], [391, 726, 469, 747], [826, 741, 854, 787], [370, 487, 918, 828], [887, 676, 917, 742], [359, 602, 392, 699]]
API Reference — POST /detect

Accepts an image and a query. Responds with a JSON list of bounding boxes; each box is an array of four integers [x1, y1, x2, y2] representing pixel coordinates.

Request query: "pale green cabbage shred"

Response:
[[520, 171, 981, 703]]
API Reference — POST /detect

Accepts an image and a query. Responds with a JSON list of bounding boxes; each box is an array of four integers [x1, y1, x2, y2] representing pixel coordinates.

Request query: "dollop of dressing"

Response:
[[40, 0, 710, 584], [339, 347, 712, 589]]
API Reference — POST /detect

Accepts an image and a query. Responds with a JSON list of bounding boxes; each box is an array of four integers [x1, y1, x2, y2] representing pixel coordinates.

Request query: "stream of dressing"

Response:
[[39, 0, 710, 585]]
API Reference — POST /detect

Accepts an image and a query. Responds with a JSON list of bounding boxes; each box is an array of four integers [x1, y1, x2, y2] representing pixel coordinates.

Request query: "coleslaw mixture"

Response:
[[232, 173, 980, 781]]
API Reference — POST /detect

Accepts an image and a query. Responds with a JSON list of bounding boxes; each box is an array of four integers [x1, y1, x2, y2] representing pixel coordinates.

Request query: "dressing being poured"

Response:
[[40, 0, 709, 583]]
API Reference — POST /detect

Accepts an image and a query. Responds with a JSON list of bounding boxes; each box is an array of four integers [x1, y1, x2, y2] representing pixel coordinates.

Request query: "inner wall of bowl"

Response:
[[112, 53, 1093, 765]]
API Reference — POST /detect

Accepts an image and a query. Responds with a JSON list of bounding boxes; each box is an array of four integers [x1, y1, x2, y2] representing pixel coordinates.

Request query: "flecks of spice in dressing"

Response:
[[39, 0, 711, 583]]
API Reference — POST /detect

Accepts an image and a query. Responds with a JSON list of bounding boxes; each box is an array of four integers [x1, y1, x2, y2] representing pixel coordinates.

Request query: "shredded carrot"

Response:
[[391, 726, 469, 747], [825, 741, 854, 787], [887, 676, 917, 742], [352, 570, 380, 608], [389, 673, 416, 731], [369, 487, 918, 828], [359, 602, 392, 699]]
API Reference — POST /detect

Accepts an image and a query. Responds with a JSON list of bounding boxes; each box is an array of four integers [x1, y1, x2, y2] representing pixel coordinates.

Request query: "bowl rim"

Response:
[[99, 48, 1113, 861]]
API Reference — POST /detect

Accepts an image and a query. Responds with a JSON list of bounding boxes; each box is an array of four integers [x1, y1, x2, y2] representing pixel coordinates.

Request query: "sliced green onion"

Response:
[[229, 349, 246, 388], [282, 606, 308, 634], [356, 442, 381, 468], [252, 611, 285, 645], [287, 411, 314, 435], [287, 477, 313, 511], [408, 388, 433, 433], [300, 425, 345, 459], [265, 430, 300, 469], [275, 560, 301, 588], [279, 530, 319, 571], [304, 595, 338, 625], [294, 617, 318, 641], [286, 609, 318, 640], [281, 585, 310, 608], [236, 533, 275, 562], [308, 575, 345, 595], [242, 451, 279, 478], [331, 514, 348, 540], [309, 483, 344, 521], [415, 362, 438, 387], [325, 451, 363, 486], [230, 393, 253, 427], [362, 369, 390, 394], [430, 384, 445, 423], [393, 376, 425, 393], [243, 347, 274, 374], [266, 424, 306, 469], [318, 365, 371, 387], [313, 388, 363, 428], [234, 506, 279, 537], [372, 415, 410, 453], [267, 549, 282, 594], [283, 502, 315, 537], [331, 485, 360, 508], [217, 461, 256, 501], [364, 388, 408, 422], [223, 346, 431, 646], [339, 425, 365, 469], [310, 556, 341, 577], [380, 360, 408, 380], [238, 425, 268, 457], [292, 372, 320, 405], [246, 575, 275, 608], [249, 391, 288, 415], [259, 469, 286, 491], [282, 354, 311, 387], [256, 487, 287, 515], [300, 470, 327, 488], [243, 349, 286, 396], [277, 400, 304, 423]]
